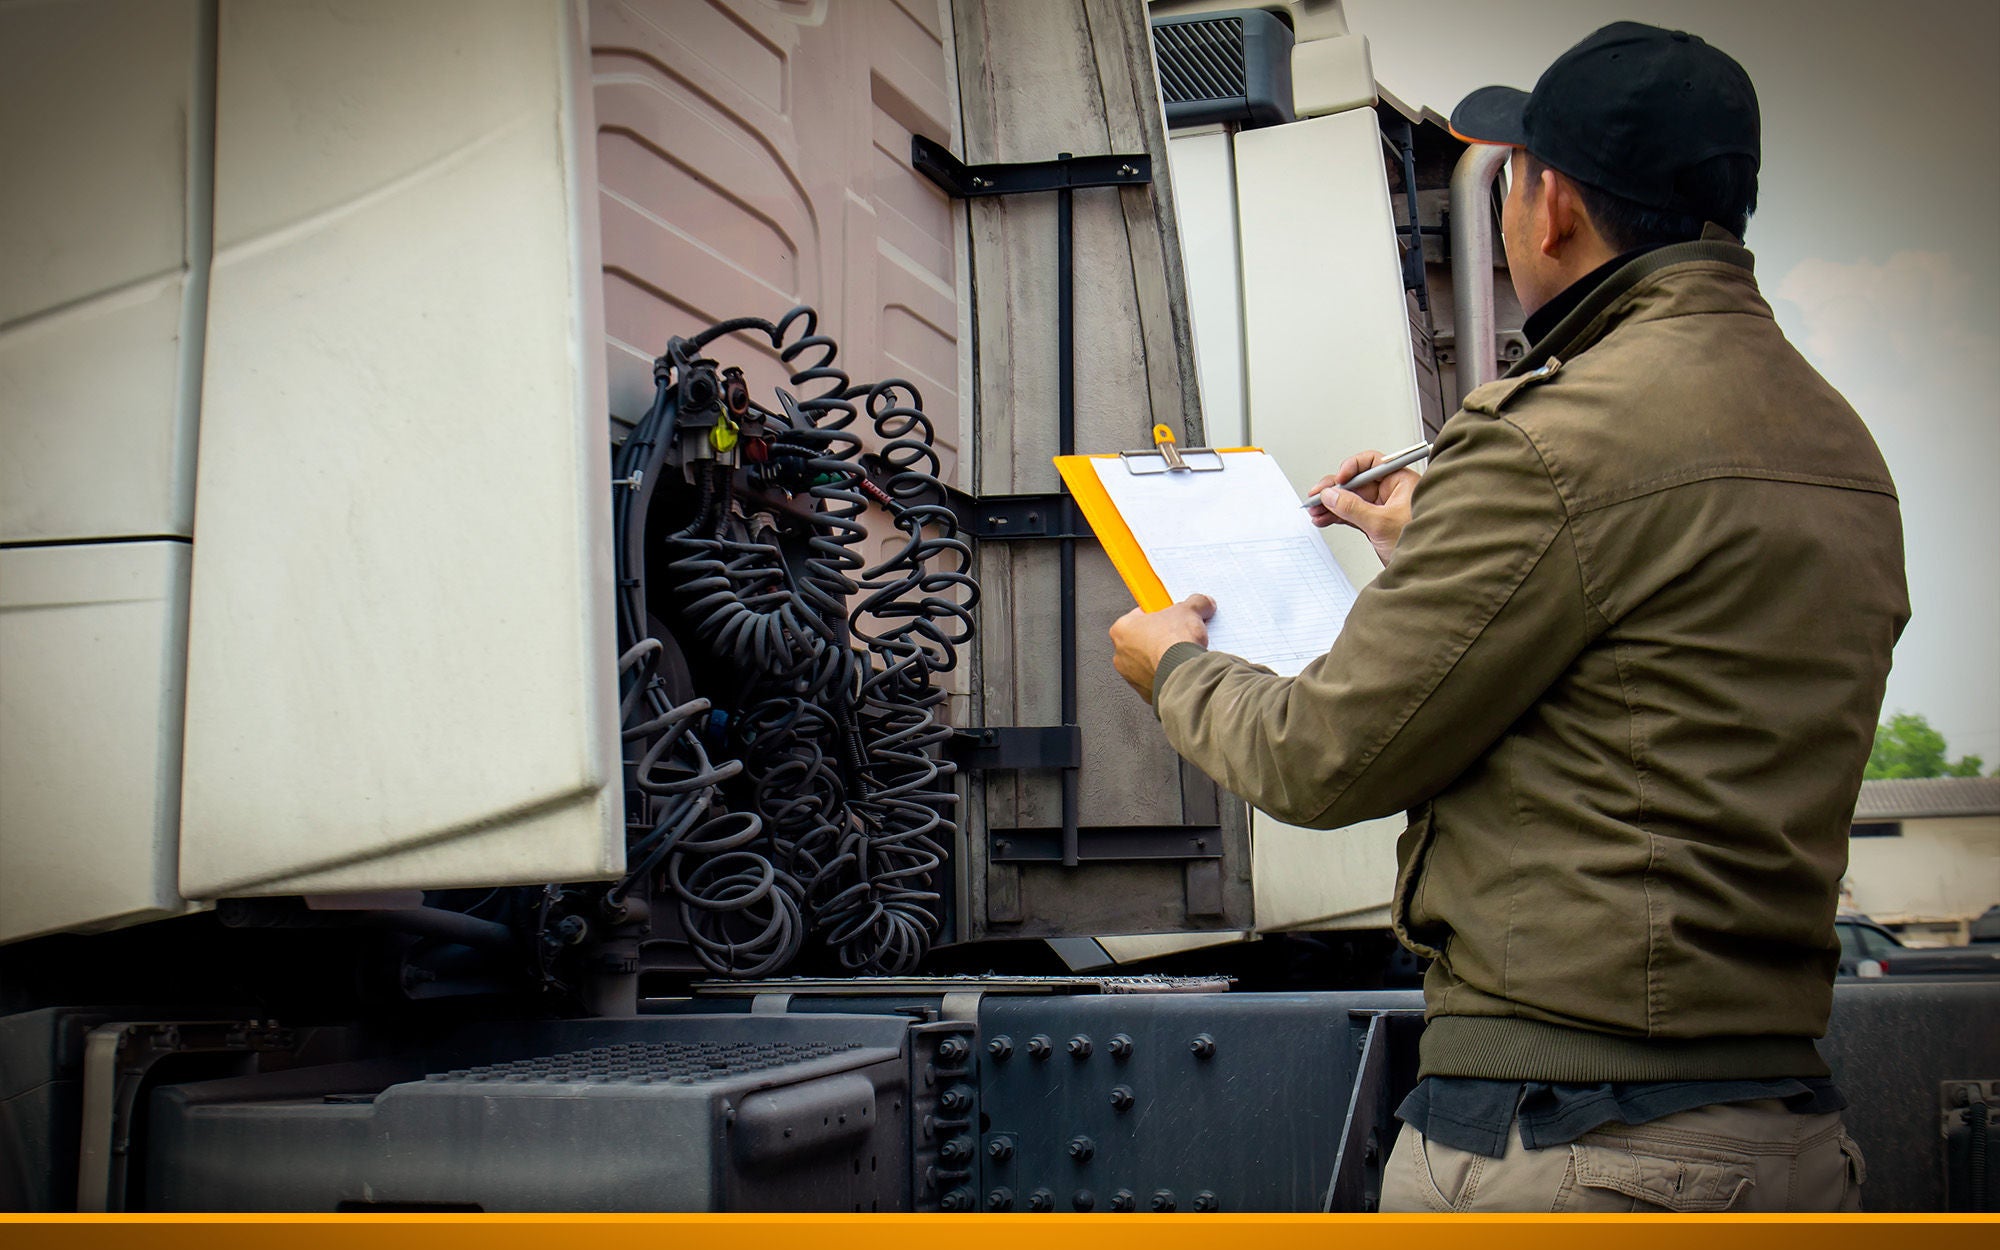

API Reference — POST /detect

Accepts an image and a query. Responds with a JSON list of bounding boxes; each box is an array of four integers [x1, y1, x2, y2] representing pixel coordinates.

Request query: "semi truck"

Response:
[[2, 0, 1993, 1213]]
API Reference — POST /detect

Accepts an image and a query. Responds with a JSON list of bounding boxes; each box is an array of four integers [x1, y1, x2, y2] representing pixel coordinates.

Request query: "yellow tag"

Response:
[[710, 413, 739, 452]]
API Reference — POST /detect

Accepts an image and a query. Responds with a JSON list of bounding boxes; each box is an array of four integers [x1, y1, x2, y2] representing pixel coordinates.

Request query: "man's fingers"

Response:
[[1183, 594, 1217, 619], [1334, 450, 1384, 485], [1326, 488, 1392, 529]]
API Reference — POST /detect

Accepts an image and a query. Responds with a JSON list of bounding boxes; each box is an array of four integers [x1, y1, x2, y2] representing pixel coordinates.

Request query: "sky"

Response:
[[1342, 0, 2000, 767]]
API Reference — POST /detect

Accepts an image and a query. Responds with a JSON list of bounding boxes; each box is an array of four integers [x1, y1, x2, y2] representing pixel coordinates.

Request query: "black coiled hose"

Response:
[[612, 306, 976, 977]]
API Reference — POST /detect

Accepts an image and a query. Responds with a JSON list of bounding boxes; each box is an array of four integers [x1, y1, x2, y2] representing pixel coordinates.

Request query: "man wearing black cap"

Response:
[[1110, 22, 1907, 1210]]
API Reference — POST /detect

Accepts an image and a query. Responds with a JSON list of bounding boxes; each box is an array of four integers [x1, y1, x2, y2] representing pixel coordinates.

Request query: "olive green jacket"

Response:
[[1153, 237, 1909, 1081]]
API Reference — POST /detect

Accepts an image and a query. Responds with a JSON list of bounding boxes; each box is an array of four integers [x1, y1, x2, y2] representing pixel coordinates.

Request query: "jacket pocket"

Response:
[[1563, 1142, 1755, 1212], [1390, 805, 1444, 960], [1838, 1134, 1866, 1187], [1404, 1129, 1485, 1212]]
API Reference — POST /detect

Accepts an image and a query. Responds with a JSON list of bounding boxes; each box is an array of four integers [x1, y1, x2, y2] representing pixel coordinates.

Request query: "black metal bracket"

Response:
[[944, 488, 1092, 542], [912, 135, 1151, 199], [989, 825, 1223, 864], [918, 136, 1160, 870], [947, 726, 1082, 772], [1384, 118, 1430, 312]]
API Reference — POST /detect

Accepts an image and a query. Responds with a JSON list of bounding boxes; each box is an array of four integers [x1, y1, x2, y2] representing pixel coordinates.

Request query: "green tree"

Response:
[[1865, 712, 1986, 779]]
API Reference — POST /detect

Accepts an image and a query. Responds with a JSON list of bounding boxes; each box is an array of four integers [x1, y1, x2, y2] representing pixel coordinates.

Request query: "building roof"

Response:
[[1853, 777, 2000, 820]]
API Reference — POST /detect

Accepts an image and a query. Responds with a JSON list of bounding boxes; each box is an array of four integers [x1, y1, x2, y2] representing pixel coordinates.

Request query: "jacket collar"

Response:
[[1506, 223, 1758, 378], [1522, 247, 1661, 346]]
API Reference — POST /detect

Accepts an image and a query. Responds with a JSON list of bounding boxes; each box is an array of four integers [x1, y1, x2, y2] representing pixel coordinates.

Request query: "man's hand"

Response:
[[1306, 449, 1420, 566], [1109, 594, 1215, 703]]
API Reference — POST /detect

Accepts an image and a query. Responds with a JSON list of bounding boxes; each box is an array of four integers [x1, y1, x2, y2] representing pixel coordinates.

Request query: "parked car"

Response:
[[1969, 905, 2000, 944], [1836, 914, 2000, 977]]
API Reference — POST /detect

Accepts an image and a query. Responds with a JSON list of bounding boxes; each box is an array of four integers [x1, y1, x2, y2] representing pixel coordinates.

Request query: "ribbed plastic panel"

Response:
[[425, 1040, 862, 1086], [1155, 16, 1247, 105], [1151, 9, 1293, 130]]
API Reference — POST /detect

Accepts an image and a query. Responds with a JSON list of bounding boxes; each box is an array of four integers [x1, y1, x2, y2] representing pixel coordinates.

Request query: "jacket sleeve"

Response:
[[1152, 412, 1602, 828]]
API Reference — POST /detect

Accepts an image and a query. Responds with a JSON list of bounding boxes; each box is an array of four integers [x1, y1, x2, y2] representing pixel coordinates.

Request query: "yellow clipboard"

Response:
[[1054, 426, 1259, 613]]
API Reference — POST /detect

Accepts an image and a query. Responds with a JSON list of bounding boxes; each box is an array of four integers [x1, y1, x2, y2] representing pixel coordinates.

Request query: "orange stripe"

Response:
[[1447, 121, 1519, 148], [1054, 454, 1172, 611], [0, 1212, 1993, 1249]]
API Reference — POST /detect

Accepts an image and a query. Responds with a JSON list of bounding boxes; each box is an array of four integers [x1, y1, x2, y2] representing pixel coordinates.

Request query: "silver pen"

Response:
[[1300, 441, 1432, 508]]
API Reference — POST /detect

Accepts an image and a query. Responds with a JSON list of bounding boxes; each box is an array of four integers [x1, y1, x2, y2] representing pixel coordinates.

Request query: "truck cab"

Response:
[[2, 0, 1993, 1214]]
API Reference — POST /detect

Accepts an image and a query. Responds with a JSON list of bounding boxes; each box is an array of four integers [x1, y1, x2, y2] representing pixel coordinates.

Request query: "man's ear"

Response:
[[1539, 166, 1579, 259]]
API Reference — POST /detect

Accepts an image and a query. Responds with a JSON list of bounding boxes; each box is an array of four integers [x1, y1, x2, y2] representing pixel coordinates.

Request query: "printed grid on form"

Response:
[[1093, 452, 1360, 677], [1146, 539, 1356, 675]]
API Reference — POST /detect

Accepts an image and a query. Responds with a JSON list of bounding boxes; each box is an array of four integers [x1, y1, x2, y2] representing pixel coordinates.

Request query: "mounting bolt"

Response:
[[1108, 1033, 1134, 1060], [939, 1085, 973, 1112], [940, 1136, 973, 1163], [1109, 1085, 1135, 1113], [1194, 1191, 1219, 1212], [1067, 1034, 1093, 1059], [1151, 1189, 1177, 1212], [936, 1036, 970, 1063], [1026, 1034, 1053, 1060], [987, 1035, 1014, 1061], [1189, 1033, 1216, 1060], [1067, 1134, 1096, 1162], [1072, 1189, 1096, 1212], [1028, 1188, 1055, 1212], [1110, 1189, 1136, 1212], [1118, 163, 1137, 176], [941, 1188, 974, 1212], [987, 1187, 1015, 1211], [987, 1135, 1015, 1163]]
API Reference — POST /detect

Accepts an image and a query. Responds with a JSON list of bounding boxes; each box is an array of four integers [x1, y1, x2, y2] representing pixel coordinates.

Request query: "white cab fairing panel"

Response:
[[1233, 106, 1418, 934], [0, 544, 196, 942], [1162, 130, 1246, 446], [0, 0, 211, 943], [178, 1, 619, 896], [0, 0, 209, 546]]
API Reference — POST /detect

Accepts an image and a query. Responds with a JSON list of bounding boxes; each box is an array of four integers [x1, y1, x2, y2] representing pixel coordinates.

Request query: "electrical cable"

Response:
[[602, 306, 978, 977]]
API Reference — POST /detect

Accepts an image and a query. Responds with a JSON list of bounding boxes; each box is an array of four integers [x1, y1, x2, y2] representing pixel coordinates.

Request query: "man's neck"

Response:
[[1522, 246, 1661, 347]]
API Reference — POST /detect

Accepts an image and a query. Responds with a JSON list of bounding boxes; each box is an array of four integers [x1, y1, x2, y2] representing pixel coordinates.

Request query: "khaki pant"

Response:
[[1380, 1099, 1866, 1212]]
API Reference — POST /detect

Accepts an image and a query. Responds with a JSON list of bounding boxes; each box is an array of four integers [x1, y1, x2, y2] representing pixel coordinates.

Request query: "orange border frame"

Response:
[[1, 1212, 1995, 1249]]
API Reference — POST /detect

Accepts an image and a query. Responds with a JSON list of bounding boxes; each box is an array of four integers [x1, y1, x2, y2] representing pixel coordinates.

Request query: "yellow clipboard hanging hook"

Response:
[[1150, 423, 1189, 472]]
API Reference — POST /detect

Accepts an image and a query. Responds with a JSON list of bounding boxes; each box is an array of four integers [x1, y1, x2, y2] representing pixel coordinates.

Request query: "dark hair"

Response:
[[1523, 151, 1757, 249]]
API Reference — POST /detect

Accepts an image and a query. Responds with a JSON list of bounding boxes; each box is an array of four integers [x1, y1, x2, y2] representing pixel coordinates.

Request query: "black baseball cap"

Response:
[[1449, 22, 1759, 221]]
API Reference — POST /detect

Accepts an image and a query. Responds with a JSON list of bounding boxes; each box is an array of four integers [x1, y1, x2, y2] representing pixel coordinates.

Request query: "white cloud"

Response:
[[1774, 251, 1998, 384]]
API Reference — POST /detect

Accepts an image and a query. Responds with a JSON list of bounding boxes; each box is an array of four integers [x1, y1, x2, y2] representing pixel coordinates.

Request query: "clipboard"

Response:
[[1054, 425, 1258, 613]]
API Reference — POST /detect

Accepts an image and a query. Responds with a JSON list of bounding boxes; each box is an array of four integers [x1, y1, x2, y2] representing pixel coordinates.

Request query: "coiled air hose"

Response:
[[610, 306, 977, 977]]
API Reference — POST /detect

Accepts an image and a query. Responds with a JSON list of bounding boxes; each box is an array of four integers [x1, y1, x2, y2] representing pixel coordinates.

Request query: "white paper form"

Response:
[[1093, 451, 1358, 677]]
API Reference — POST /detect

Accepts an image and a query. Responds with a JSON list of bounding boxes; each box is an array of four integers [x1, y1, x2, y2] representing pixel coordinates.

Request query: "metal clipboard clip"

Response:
[[1117, 424, 1226, 475]]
